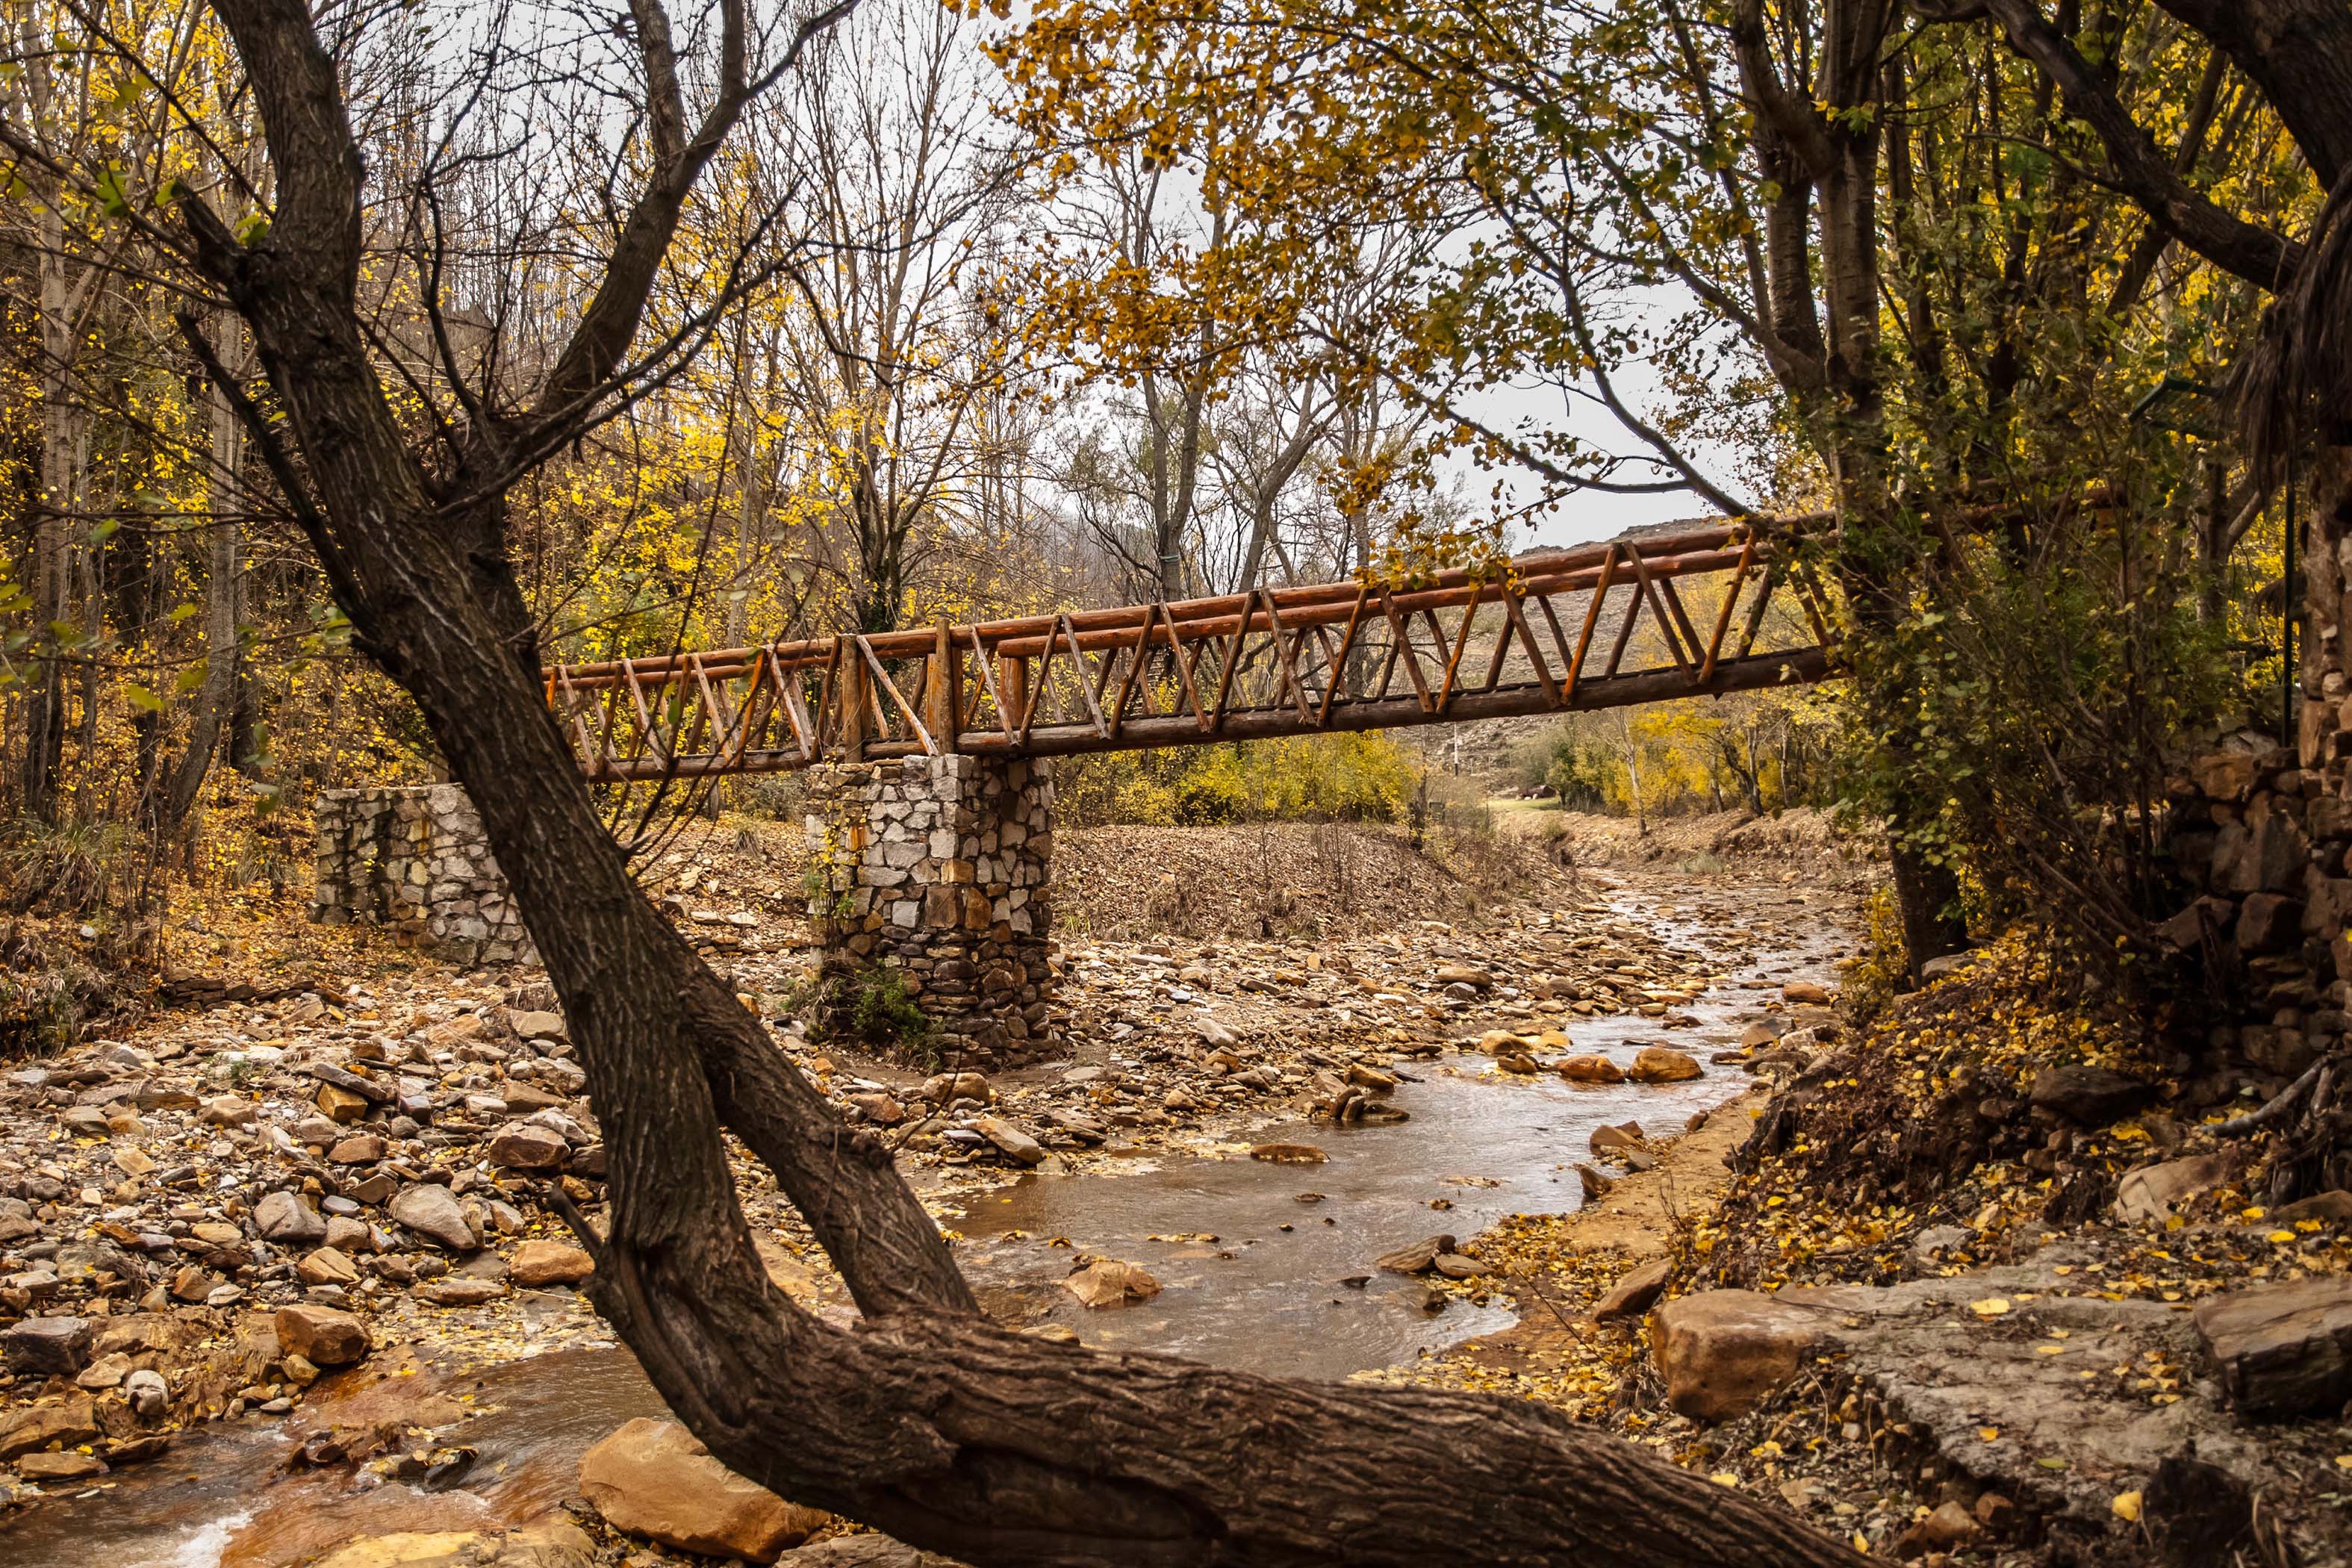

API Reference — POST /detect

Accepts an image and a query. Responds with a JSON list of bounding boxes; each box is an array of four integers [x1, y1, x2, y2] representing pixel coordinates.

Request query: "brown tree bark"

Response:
[[173, 1, 1864, 1563]]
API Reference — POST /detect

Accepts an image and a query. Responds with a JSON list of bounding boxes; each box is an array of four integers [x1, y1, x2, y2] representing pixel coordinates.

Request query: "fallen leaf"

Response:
[[2112, 1491, 2142, 1522]]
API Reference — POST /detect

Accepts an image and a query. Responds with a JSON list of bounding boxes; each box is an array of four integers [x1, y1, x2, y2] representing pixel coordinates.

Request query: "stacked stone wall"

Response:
[[311, 785, 535, 966], [803, 755, 1057, 1067]]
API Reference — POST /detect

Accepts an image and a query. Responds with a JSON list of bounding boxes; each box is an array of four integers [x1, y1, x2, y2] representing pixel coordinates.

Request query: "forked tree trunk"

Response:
[[181, 2, 1862, 1561]]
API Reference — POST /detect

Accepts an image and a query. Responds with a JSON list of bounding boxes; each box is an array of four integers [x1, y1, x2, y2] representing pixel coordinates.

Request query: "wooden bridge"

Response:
[[544, 517, 1835, 784]]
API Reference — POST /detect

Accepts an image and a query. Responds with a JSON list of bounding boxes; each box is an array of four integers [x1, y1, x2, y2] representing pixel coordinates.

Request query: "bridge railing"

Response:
[[544, 520, 1835, 783]]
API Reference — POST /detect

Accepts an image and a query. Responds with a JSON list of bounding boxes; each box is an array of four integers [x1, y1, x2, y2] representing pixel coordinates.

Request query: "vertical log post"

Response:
[[927, 620, 959, 753], [839, 643, 869, 762], [999, 653, 1027, 736]]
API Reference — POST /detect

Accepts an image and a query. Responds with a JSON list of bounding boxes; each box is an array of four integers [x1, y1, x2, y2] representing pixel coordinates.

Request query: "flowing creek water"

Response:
[[1, 878, 1853, 1568]]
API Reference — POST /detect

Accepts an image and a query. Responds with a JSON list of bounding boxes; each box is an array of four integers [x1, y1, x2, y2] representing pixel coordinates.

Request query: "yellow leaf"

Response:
[[1710, 1472, 1740, 1487], [2112, 1491, 2142, 1522], [1978, 1426, 2000, 1442], [1970, 1297, 2011, 1316]]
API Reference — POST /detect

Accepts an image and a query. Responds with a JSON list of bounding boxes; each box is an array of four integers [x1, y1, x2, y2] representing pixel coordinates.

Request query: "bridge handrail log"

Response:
[[547, 520, 1781, 693]]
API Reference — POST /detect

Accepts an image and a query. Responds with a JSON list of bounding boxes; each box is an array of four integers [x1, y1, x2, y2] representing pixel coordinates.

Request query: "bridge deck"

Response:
[[544, 520, 1835, 783]]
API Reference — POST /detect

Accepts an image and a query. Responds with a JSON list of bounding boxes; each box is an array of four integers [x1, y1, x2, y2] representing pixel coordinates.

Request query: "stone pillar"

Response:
[[311, 784, 535, 966], [803, 754, 1057, 1066]]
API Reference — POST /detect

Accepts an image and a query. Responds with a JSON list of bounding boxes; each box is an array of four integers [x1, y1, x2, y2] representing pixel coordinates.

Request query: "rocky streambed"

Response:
[[0, 836, 1862, 1567]]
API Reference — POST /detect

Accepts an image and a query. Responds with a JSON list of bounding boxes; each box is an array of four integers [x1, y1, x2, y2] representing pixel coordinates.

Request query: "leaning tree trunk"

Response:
[[176, 1, 1864, 1561]]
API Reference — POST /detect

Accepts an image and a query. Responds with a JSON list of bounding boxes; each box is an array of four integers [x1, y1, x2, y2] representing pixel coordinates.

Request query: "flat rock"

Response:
[[1556, 1054, 1624, 1084], [2192, 1275, 2352, 1416], [579, 1417, 828, 1563], [389, 1183, 479, 1251], [416, 1276, 506, 1307]]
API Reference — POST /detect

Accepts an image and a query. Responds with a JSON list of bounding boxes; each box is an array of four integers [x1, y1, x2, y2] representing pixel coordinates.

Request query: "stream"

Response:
[[1, 879, 1852, 1567]]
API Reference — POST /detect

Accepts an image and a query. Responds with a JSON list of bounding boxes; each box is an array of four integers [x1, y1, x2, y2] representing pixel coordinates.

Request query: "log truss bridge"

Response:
[[544, 518, 1838, 784]]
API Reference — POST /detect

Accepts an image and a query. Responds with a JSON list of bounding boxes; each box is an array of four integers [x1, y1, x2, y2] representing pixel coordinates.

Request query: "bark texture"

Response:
[[177, 1, 1864, 1564]]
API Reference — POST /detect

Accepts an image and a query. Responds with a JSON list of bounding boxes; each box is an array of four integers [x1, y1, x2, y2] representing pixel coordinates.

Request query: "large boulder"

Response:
[[2192, 1276, 2352, 1416], [579, 1418, 829, 1563], [1648, 1289, 1849, 1422], [276, 1304, 372, 1367]]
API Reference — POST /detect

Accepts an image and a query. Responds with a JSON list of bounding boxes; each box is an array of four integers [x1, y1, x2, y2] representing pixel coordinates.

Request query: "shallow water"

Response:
[[0, 880, 1851, 1567]]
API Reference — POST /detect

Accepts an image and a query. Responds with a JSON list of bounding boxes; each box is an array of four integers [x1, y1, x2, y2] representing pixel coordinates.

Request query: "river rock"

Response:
[[276, 1304, 372, 1366], [1575, 1163, 1614, 1201], [1192, 1016, 1240, 1050], [124, 1367, 167, 1419], [507, 1009, 567, 1041], [579, 1417, 829, 1562], [198, 1094, 256, 1127], [390, 1183, 479, 1250], [1556, 1054, 1624, 1084], [1062, 1258, 1162, 1308], [971, 1116, 1046, 1166], [1588, 1121, 1643, 1157], [2192, 1275, 2352, 1416], [2112, 1153, 2230, 1225], [330, 1134, 388, 1165], [920, 1071, 992, 1105], [510, 1239, 596, 1287], [1591, 1259, 1673, 1321], [256, 1190, 330, 1245], [1375, 1234, 1457, 1275], [1, 1315, 92, 1376], [1648, 1289, 1849, 1422], [1627, 1046, 1702, 1083], [1782, 981, 1831, 1004], [1435, 964, 1493, 987], [487, 1121, 570, 1171], [297, 1246, 362, 1287], [417, 1276, 505, 1307]]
